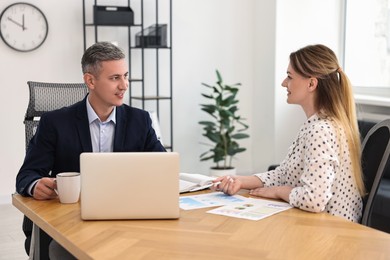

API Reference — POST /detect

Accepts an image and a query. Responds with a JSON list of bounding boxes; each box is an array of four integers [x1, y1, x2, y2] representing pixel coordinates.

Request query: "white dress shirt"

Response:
[[86, 97, 116, 153]]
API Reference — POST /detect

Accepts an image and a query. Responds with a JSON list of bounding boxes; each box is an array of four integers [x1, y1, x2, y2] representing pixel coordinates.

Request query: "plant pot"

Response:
[[209, 167, 236, 177]]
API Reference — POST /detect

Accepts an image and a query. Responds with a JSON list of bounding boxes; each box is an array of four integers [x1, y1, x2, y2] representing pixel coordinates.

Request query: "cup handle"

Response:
[[53, 179, 59, 195]]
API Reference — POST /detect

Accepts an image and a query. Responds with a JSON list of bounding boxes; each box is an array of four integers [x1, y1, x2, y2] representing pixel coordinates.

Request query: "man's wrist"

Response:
[[27, 179, 39, 197]]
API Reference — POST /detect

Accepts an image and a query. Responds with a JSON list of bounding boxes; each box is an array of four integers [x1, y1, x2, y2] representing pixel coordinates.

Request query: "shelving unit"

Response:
[[82, 0, 173, 150]]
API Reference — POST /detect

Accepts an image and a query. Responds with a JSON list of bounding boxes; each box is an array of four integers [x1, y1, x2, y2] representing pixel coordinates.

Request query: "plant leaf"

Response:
[[216, 70, 222, 83], [201, 93, 214, 99], [199, 69, 249, 168], [199, 121, 215, 126], [201, 82, 213, 88], [231, 133, 250, 139]]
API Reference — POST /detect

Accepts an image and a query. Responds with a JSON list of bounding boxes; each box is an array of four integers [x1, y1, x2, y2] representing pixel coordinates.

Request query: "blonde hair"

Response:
[[289, 44, 365, 196]]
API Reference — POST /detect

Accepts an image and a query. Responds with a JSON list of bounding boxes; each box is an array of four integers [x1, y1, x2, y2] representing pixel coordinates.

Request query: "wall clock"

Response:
[[0, 3, 48, 52]]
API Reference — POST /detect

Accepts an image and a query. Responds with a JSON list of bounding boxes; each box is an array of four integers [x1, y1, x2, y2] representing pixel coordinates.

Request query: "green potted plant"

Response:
[[199, 70, 249, 176]]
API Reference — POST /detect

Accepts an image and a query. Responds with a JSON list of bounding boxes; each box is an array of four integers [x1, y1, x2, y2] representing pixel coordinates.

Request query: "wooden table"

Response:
[[12, 193, 390, 260]]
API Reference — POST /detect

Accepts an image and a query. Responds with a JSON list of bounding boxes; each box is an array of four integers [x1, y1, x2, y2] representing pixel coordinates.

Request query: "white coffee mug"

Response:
[[56, 172, 81, 204]]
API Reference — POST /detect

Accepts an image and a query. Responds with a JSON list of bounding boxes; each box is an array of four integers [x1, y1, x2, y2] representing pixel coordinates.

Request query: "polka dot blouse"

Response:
[[255, 114, 363, 222]]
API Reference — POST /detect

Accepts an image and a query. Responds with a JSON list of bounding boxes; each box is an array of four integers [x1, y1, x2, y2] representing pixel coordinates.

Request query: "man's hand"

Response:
[[32, 177, 58, 200]]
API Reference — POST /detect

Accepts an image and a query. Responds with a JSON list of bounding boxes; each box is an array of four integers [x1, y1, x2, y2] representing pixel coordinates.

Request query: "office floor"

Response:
[[0, 203, 28, 260]]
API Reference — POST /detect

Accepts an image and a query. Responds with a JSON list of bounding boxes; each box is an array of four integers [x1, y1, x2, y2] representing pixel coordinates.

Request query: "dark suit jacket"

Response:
[[16, 97, 166, 196]]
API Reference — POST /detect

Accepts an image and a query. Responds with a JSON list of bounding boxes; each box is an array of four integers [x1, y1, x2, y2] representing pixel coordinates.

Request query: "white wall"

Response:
[[173, 0, 256, 175], [0, 1, 84, 203], [252, 1, 277, 173], [274, 0, 343, 161], [0, 0, 343, 203]]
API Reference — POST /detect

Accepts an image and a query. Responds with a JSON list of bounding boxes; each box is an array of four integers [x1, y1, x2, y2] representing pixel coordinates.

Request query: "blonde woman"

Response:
[[213, 44, 365, 222]]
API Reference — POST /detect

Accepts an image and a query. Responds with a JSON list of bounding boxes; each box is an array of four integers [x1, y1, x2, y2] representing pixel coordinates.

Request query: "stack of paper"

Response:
[[179, 173, 216, 193], [179, 192, 293, 221]]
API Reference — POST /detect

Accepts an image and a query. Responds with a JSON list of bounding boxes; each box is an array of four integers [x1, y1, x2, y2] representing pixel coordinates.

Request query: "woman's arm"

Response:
[[212, 175, 264, 195], [249, 186, 293, 202]]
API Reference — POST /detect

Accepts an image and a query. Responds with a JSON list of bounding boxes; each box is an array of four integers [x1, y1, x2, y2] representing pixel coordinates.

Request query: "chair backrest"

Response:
[[361, 119, 390, 226], [22, 81, 88, 258], [24, 81, 88, 151]]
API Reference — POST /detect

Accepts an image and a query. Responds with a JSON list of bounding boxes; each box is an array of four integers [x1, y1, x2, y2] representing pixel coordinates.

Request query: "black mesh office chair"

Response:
[[22, 81, 88, 259], [360, 119, 390, 228]]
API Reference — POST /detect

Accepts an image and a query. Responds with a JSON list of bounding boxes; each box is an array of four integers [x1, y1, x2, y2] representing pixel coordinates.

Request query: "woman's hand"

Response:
[[211, 175, 242, 195], [249, 186, 293, 202], [211, 175, 264, 195]]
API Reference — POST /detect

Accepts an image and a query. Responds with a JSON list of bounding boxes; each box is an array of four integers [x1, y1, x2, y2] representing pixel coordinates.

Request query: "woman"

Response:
[[213, 44, 365, 222]]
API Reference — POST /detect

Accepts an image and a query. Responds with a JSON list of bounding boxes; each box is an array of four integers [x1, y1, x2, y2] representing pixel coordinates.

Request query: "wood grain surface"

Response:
[[12, 193, 390, 260]]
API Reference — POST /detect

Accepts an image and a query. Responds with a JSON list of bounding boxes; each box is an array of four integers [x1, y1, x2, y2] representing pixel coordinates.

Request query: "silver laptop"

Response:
[[80, 152, 180, 220]]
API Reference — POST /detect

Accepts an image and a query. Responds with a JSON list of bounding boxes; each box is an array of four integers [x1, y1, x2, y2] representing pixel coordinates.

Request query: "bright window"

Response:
[[344, 0, 390, 101]]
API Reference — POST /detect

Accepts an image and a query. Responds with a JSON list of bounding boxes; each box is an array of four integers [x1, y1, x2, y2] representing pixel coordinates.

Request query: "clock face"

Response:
[[0, 3, 48, 52]]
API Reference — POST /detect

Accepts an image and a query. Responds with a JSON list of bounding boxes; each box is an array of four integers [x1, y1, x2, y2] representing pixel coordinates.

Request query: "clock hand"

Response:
[[7, 17, 24, 29], [22, 14, 25, 31]]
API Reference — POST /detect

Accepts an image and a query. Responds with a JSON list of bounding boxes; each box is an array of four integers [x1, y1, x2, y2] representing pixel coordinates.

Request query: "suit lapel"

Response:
[[75, 98, 93, 152], [114, 105, 127, 152]]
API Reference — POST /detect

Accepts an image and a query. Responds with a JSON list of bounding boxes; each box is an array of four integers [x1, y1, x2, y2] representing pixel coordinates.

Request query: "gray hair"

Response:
[[81, 42, 125, 76]]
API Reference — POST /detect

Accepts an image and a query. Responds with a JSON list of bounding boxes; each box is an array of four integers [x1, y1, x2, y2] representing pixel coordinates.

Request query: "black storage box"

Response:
[[136, 24, 167, 47], [94, 5, 134, 26]]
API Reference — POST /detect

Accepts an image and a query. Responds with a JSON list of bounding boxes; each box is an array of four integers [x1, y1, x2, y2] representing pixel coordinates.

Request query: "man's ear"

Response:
[[83, 73, 95, 90], [308, 77, 318, 92]]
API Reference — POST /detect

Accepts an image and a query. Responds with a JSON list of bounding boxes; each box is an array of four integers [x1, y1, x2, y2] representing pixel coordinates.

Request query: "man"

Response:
[[16, 42, 165, 258]]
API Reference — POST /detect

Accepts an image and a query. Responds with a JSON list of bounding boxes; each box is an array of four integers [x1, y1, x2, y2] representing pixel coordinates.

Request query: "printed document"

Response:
[[207, 197, 293, 221], [179, 192, 246, 210]]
